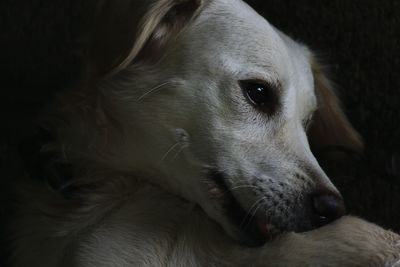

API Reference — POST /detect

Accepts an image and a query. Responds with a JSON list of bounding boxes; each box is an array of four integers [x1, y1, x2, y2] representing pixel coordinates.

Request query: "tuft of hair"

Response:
[[86, 0, 204, 80], [308, 56, 364, 163]]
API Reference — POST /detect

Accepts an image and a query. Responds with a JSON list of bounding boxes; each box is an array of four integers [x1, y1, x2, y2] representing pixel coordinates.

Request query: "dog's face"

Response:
[[90, 0, 362, 246]]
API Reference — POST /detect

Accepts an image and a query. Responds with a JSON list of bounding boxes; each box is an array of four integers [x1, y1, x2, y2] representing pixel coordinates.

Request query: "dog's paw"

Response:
[[390, 241, 400, 267], [255, 216, 400, 267]]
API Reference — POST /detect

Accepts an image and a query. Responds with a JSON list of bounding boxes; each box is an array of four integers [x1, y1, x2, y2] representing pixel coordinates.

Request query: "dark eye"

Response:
[[239, 80, 278, 112]]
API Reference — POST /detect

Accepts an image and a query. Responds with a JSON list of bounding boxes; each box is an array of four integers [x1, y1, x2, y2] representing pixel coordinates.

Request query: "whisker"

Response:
[[160, 142, 181, 162], [171, 145, 186, 161], [239, 197, 266, 230], [222, 185, 259, 194], [243, 198, 266, 230], [137, 81, 172, 101]]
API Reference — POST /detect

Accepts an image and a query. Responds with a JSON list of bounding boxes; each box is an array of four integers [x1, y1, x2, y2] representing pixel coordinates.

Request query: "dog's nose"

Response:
[[312, 194, 345, 226]]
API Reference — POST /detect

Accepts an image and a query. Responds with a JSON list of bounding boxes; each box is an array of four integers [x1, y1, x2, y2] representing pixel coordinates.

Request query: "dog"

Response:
[[8, 0, 400, 266]]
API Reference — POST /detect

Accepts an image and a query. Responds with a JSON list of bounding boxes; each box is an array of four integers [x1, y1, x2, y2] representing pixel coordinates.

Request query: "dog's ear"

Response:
[[88, 0, 203, 77], [308, 57, 363, 163]]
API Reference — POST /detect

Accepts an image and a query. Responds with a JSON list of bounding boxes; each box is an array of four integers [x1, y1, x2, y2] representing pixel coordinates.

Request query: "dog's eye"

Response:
[[240, 80, 277, 112]]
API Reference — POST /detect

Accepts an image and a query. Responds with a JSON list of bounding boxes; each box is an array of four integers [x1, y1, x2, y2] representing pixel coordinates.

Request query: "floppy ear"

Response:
[[87, 0, 203, 78], [308, 57, 364, 163]]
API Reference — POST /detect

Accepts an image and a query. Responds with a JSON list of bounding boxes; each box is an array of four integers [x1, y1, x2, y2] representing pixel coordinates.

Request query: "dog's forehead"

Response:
[[189, 0, 288, 73], [180, 0, 316, 113], [184, 0, 313, 87]]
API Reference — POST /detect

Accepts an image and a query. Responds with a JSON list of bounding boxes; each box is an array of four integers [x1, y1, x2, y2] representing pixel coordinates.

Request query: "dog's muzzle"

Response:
[[206, 169, 345, 247]]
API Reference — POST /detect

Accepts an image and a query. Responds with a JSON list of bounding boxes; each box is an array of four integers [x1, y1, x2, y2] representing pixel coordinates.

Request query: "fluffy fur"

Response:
[[9, 0, 400, 266]]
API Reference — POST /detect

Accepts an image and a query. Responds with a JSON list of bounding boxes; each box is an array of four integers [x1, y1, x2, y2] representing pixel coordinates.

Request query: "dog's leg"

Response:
[[255, 216, 400, 267], [70, 185, 399, 267], [171, 216, 400, 267], [11, 181, 400, 267]]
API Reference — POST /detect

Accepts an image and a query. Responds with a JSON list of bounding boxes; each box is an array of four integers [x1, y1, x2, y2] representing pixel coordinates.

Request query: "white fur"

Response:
[[10, 0, 400, 266], [55, 0, 339, 237]]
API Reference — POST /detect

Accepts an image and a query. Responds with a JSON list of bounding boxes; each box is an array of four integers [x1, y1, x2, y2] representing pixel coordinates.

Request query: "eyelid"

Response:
[[239, 79, 281, 114], [240, 78, 282, 93]]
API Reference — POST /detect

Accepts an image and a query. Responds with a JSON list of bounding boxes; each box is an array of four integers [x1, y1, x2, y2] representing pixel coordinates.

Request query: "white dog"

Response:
[[9, 0, 400, 266]]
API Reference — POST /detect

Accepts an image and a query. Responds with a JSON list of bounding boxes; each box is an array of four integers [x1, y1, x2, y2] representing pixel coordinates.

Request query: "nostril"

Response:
[[312, 194, 346, 226]]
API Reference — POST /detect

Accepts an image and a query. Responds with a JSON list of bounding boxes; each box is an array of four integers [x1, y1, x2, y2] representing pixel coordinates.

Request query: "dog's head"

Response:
[[87, 0, 363, 246]]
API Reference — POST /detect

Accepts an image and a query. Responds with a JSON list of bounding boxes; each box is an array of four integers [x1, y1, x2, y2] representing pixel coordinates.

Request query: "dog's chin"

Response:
[[206, 170, 281, 247]]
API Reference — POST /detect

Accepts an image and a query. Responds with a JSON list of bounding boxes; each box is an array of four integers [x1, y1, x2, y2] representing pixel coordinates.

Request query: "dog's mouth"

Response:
[[206, 170, 281, 247]]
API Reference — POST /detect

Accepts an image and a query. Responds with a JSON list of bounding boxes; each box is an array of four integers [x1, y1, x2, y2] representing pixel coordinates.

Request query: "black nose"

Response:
[[312, 194, 345, 226]]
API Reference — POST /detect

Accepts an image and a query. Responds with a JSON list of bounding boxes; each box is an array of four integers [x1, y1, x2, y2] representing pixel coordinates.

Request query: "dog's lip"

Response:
[[257, 217, 270, 236], [206, 170, 277, 246]]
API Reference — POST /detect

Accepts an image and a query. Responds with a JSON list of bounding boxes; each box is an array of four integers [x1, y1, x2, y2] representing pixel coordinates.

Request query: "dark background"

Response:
[[1, 0, 399, 259]]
